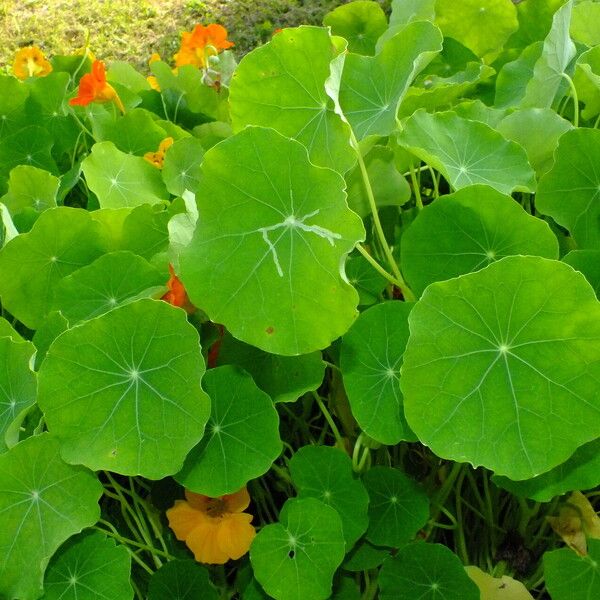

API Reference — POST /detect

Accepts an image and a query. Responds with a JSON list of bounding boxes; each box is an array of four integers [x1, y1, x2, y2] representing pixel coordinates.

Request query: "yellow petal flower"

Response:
[[12, 46, 53, 80]]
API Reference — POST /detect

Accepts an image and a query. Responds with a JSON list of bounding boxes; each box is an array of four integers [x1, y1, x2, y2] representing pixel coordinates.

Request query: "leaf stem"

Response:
[[355, 243, 407, 291], [561, 73, 580, 127], [313, 392, 344, 447], [409, 160, 424, 210]]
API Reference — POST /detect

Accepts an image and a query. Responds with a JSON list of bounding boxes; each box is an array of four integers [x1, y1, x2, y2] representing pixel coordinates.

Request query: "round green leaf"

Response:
[[323, 1, 388, 55], [229, 26, 355, 173], [0, 337, 36, 453], [180, 127, 364, 355], [339, 21, 442, 140], [401, 185, 560, 297], [32, 311, 69, 370], [289, 445, 369, 547], [38, 299, 210, 478], [402, 256, 600, 480], [379, 542, 480, 600], [42, 531, 133, 600], [176, 365, 282, 496], [148, 559, 218, 600], [82, 141, 169, 209], [363, 466, 429, 547], [162, 136, 205, 196], [397, 110, 536, 194], [435, 0, 518, 60], [216, 333, 325, 404], [340, 301, 416, 444], [345, 254, 387, 306], [493, 437, 600, 503], [571, 1, 600, 46], [0, 433, 102, 600], [495, 42, 543, 109], [0, 75, 28, 140], [2, 165, 59, 215], [544, 539, 600, 600], [0, 206, 107, 329], [51, 251, 165, 324], [250, 497, 345, 600], [537, 129, 600, 250], [563, 250, 600, 298]]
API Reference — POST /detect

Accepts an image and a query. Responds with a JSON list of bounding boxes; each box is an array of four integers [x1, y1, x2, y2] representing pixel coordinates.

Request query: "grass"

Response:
[[0, 0, 388, 72]]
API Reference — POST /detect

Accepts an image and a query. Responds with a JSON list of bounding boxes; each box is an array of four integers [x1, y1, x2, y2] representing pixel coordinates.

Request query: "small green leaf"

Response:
[[0, 75, 28, 139], [379, 542, 480, 600], [544, 539, 600, 600], [42, 531, 133, 600], [323, 1, 387, 56], [400, 185, 559, 297], [0, 207, 107, 329], [363, 466, 429, 547], [389, 0, 435, 28], [38, 299, 210, 478], [397, 110, 536, 194], [32, 311, 69, 370], [345, 254, 387, 306], [162, 136, 205, 196], [216, 333, 325, 404], [340, 301, 416, 444], [537, 128, 600, 249], [176, 365, 282, 496], [574, 46, 600, 120], [148, 559, 218, 600], [402, 256, 600, 480], [563, 250, 600, 298], [289, 445, 369, 547], [495, 42, 543, 108], [82, 141, 169, 208], [343, 539, 390, 571], [52, 251, 165, 324], [180, 127, 364, 355], [1, 165, 59, 215], [0, 433, 102, 600], [250, 497, 346, 600], [229, 26, 355, 172]]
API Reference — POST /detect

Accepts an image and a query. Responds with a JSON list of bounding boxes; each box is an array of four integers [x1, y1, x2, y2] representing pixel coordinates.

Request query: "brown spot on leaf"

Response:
[[266, 326, 274, 334]]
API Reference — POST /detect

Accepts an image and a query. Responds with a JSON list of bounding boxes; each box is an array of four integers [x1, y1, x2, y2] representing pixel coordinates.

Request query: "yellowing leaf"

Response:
[[465, 566, 533, 600]]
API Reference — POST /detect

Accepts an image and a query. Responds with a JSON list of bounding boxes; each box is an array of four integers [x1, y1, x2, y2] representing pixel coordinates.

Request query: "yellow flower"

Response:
[[12, 46, 53, 80], [146, 53, 162, 91], [167, 487, 256, 564], [143, 137, 174, 169]]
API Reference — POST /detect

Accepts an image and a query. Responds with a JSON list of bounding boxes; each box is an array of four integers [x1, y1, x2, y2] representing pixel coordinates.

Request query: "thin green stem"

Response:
[[409, 160, 424, 210], [427, 165, 440, 199], [313, 392, 344, 447], [94, 522, 175, 560], [561, 73, 580, 127], [356, 243, 406, 289]]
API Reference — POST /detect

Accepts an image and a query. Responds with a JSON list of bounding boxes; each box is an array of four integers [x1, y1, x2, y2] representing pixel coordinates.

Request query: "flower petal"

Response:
[[224, 487, 251, 513], [217, 513, 256, 560], [186, 518, 230, 564], [166, 500, 207, 540]]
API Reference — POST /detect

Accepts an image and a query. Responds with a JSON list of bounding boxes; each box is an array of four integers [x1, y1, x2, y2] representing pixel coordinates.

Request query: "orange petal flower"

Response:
[[161, 263, 196, 314], [69, 60, 125, 113], [143, 137, 174, 169], [174, 23, 234, 69], [167, 487, 256, 564], [12, 46, 53, 80]]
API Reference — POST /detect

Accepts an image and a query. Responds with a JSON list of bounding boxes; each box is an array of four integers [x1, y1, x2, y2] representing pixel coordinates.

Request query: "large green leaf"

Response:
[[42, 531, 133, 600], [400, 185, 560, 296], [0, 434, 102, 600], [390, 0, 435, 28], [536, 128, 600, 249], [0, 75, 28, 140], [574, 45, 600, 120], [51, 251, 165, 324], [396, 110, 536, 194], [0, 337, 36, 453], [340, 301, 416, 444], [571, 0, 600, 46], [38, 299, 210, 478], [1, 165, 59, 216], [176, 365, 282, 496], [493, 438, 600, 503], [289, 445, 369, 547], [250, 497, 345, 600], [520, 0, 576, 109], [363, 466, 429, 547], [339, 21, 442, 140], [379, 542, 480, 600], [563, 250, 600, 298], [323, 1, 388, 56], [148, 560, 218, 600], [401, 256, 600, 480], [0, 207, 107, 329], [434, 0, 518, 61], [216, 333, 325, 403], [229, 26, 355, 173], [82, 141, 169, 208], [180, 127, 364, 355]]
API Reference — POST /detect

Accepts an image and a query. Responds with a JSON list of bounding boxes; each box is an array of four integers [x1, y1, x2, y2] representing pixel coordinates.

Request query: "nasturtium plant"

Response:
[[38, 299, 210, 477], [1, 1, 599, 597]]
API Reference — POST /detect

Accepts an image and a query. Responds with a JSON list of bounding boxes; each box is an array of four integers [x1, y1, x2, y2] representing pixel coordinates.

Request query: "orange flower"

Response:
[[174, 24, 234, 69], [161, 263, 195, 314], [12, 46, 53, 80], [69, 60, 125, 113], [143, 137, 173, 169], [167, 487, 256, 564]]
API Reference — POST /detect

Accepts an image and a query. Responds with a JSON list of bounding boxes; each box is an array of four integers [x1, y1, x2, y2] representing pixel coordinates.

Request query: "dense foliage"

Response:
[[0, 0, 599, 599]]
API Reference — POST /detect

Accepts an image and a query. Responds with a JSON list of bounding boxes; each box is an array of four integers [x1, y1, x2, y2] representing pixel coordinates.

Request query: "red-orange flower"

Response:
[[143, 137, 174, 169], [174, 24, 234, 69], [69, 60, 125, 113], [161, 264, 195, 314], [167, 487, 256, 564], [12, 46, 52, 80]]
